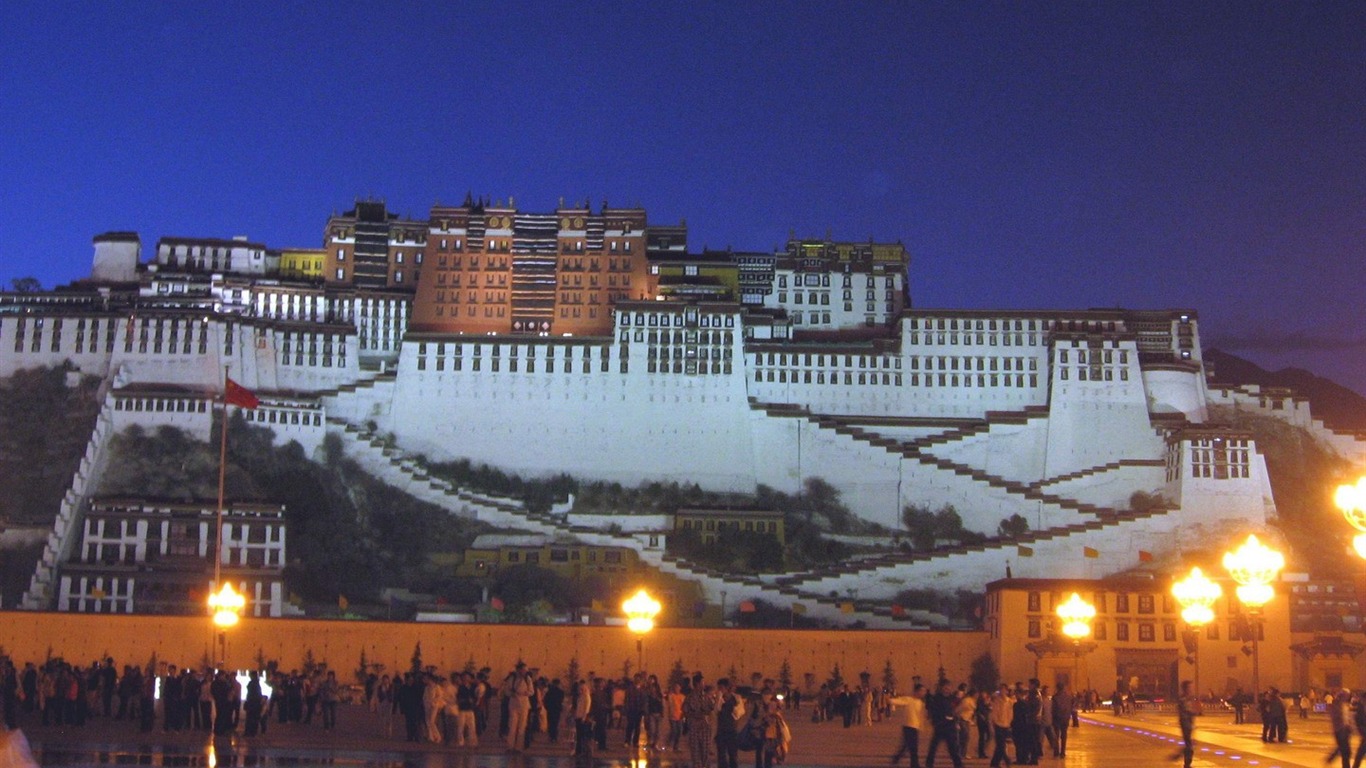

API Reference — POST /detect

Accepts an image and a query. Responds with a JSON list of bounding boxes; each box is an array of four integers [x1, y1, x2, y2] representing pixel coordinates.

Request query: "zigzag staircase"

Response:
[[321, 415, 923, 628]]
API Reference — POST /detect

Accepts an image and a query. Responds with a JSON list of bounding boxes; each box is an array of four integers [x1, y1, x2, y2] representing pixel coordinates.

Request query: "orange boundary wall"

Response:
[[0, 612, 988, 685]]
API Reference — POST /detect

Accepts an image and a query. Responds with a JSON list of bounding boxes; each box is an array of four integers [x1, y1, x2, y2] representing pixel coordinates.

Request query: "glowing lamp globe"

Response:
[[623, 589, 661, 635], [208, 582, 246, 628], [1172, 566, 1222, 628], [1056, 592, 1095, 640], [1334, 478, 1366, 560], [1222, 534, 1283, 609]]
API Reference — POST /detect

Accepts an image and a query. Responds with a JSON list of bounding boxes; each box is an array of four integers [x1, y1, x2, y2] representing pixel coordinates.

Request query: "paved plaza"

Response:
[[12, 704, 1348, 768]]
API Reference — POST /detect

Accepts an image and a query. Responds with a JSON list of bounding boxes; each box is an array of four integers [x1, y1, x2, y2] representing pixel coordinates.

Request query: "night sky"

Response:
[[2, 3, 1363, 390]]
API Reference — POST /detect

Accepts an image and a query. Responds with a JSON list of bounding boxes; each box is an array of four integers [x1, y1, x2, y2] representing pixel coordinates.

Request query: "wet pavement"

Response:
[[10, 706, 1350, 767]]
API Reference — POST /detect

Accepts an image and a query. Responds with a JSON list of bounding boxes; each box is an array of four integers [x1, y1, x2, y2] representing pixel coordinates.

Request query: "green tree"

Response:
[[828, 663, 844, 690], [997, 514, 1029, 538], [968, 653, 1000, 693], [778, 658, 793, 691], [9, 277, 42, 293], [668, 659, 688, 690], [410, 643, 423, 675], [882, 659, 897, 693]]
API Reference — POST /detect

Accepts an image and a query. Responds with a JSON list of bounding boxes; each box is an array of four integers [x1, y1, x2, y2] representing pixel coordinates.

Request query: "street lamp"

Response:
[[209, 582, 246, 628], [1056, 592, 1095, 689], [623, 588, 661, 673], [1172, 566, 1222, 697], [1223, 534, 1284, 702], [1333, 477, 1366, 559]]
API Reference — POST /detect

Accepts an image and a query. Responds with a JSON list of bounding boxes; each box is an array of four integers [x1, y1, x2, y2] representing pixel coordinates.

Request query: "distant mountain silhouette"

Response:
[[1206, 348, 1366, 432]]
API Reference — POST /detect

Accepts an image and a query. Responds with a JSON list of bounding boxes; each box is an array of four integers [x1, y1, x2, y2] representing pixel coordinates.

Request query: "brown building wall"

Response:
[[0, 611, 986, 688]]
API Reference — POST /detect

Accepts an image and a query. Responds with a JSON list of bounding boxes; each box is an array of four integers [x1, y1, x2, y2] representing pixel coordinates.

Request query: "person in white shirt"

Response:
[[888, 683, 927, 767], [989, 683, 1015, 768]]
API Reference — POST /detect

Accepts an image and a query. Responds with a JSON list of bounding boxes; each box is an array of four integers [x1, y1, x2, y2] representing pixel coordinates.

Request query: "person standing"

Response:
[[684, 673, 717, 768], [1268, 687, 1289, 742], [573, 677, 594, 758], [888, 683, 926, 767], [713, 679, 743, 768], [544, 678, 565, 744], [989, 683, 1014, 768], [667, 681, 687, 752], [925, 680, 964, 768], [975, 689, 993, 759], [1050, 683, 1075, 758], [1175, 680, 1202, 768], [244, 671, 263, 736], [505, 663, 533, 752], [319, 670, 339, 731]]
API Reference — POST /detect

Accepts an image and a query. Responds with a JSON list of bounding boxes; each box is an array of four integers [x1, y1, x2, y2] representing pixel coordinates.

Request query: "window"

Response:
[[1163, 623, 1177, 642], [1138, 623, 1155, 642], [1027, 592, 1041, 612], [1116, 622, 1130, 641], [336, 268, 345, 280], [1028, 619, 1041, 639], [1137, 594, 1155, 614], [1116, 593, 1130, 612]]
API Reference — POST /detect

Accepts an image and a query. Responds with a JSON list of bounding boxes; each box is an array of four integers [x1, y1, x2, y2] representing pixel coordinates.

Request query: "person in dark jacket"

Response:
[[924, 680, 964, 768]]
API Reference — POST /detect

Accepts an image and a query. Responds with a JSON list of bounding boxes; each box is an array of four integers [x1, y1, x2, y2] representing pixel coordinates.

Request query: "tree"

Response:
[[410, 643, 423, 675], [882, 659, 897, 693], [668, 659, 688, 690], [969, 653, 1000, 693], [356, 648, 370, 686], [564, 656, 581, 687], [997, 514, 1029, 538], [9, 277, 41, 293], [778, 658, 793, 691], [828, 663, 844, 690]]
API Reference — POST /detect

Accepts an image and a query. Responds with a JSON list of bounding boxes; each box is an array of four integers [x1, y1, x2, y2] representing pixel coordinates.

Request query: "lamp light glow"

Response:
[[1056, 592, 1095, 640], [622, 588, 661, 635], [1172, 566, 1222, 628], [1222, 534, 1283, 609], [1335, 478, 1366, 560], [208, 582, 246, 628]]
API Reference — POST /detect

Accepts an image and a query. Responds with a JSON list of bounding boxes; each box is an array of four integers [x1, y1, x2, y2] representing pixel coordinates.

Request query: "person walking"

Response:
[[1328, 688, 1352, 768], [888, 683, 926, 767], [925, 680, 964, 768], [1175, 680, 1202, 768]]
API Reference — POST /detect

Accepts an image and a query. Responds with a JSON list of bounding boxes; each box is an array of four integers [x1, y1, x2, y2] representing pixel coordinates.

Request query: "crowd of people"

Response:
[[8, 651, 1360, 768]]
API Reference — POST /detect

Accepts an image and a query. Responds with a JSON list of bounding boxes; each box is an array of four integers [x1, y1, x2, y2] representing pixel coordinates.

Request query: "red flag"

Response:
[[225, 378, 260, 409], [739, 600, 757, 613], [490, 596, 505, 611], [891, 604, 906, 617], [1083, 546, 1099, 558], [1138, 550, 1154, 563]]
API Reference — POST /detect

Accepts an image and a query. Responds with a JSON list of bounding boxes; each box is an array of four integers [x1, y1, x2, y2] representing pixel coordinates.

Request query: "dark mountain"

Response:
[[1206, 348, 1366, 432]]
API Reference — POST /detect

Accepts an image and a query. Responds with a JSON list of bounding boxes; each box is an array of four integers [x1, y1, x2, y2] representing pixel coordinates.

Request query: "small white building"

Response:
[[56, 498, 288, 618]]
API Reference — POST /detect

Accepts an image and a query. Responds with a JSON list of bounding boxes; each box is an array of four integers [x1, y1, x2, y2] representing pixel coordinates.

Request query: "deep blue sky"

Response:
[[2, 3, 1364, 391]]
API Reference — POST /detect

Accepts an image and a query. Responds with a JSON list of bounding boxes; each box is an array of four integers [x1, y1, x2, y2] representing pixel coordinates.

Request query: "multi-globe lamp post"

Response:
[[1172, 567, 1222, 698], [1333, 477, 1366, 559], [623, 588, 662, 674], [1222, 534, 1284, 701], [1056, 592, 1096, 689]]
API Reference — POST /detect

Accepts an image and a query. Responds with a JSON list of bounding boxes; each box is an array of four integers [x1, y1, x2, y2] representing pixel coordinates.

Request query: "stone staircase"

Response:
[[20, 370, 127, 609], [322, 415, 925, 628]]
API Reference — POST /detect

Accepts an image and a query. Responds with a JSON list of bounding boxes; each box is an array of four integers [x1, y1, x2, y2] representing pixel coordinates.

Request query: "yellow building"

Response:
[[986, 577, 1292, 699], [455, 533, 643, 580], [674, 507, 785, 546], [279, 247, 327, 280]]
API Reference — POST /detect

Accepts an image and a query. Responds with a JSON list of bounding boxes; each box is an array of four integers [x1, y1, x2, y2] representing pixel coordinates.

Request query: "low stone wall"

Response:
[[0, 612, 988, 687]]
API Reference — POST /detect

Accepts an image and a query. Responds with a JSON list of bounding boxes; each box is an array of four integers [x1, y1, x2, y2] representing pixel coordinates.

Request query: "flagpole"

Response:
[[216, 365, 229, 594]]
